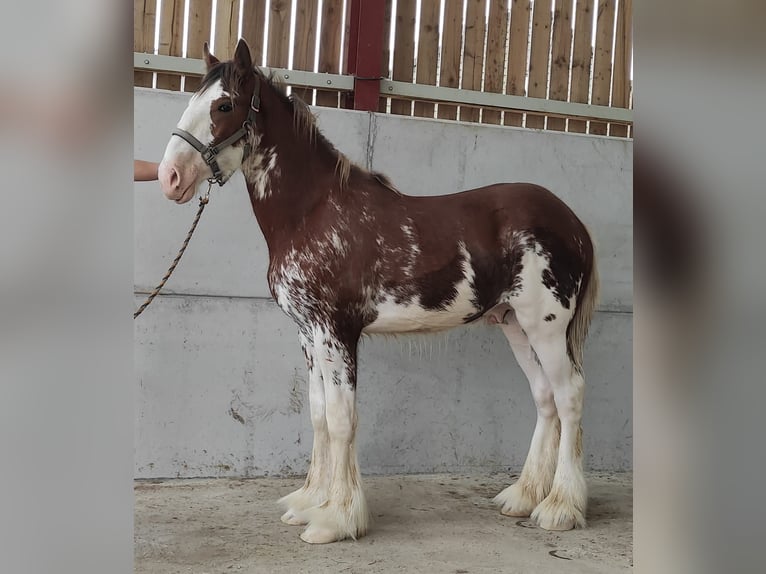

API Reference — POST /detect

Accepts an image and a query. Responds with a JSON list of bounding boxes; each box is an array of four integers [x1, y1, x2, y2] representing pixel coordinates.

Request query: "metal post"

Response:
[[344, 0, 386, 111]]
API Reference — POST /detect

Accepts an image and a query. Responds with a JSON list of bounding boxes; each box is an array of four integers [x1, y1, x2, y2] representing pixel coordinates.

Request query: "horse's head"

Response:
[[159, 39, 260, 203]]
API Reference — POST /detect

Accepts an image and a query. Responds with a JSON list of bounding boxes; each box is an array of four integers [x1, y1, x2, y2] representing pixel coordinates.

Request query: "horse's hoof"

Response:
[[281, 510, 308, 525], [494, 483, 538, 517], [537, 515, 576, 530], [300, 525, 342, 544], [531, 497, 584, 531]]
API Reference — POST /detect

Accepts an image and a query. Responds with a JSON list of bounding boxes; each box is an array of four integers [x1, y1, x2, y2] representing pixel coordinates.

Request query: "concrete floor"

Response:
[[135, 472, 632, 573]]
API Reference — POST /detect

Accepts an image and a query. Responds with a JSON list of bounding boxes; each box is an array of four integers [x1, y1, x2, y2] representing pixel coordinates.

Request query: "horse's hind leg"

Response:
[[278, 332, 330, 525], [493, 309, 560, 517], [521, 317, 587, 530]]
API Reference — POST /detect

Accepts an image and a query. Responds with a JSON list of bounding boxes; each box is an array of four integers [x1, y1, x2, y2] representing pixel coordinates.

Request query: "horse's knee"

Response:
[[533, 389, 557, 419], [325, 400, 356, 440]]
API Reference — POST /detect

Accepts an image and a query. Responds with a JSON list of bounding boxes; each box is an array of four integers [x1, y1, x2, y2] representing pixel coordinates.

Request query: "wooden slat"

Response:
[[413, 0, 440, 118], [437, 0, 463, 120], [482, 0, 509, 124], [391, 0, 417, 115], [378, 0, 394, 112], [343, 0, 355, 75], [547, 0, 573, 131], [610, 0, 631, 137], [460, 0, 487, 123], [185, 1, 214, 92], [156, 0, 185, 91], [267, 0, 292, 69], [214, 0, 241, 60], [316, 0, 343, 108], [504, 0, 531, 126], [589, 0, 616, 135], [526, 0, 552, 129], [292, 0, 318, 104], [242, 0, 267, 66], [569, 0, 594, 133], [134, 0, 157, 87]]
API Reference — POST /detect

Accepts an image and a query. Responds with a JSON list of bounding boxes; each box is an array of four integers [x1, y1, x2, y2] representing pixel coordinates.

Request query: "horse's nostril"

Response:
[[169, 167, 180, 189]]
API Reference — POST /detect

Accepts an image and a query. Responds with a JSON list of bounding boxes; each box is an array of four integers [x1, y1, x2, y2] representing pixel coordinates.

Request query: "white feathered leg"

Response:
[[279, 333, 329, 525], [494, 314, 560, 517], [299, 328, 369, 544], [527, 332, 587, 530]]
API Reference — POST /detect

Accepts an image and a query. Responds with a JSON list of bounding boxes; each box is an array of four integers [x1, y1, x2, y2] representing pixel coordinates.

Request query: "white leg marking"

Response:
[[279, 334, 329, 525], [494, 314, 560, 517], [299, 329, 369, 544], [526, 332, 587, 530]]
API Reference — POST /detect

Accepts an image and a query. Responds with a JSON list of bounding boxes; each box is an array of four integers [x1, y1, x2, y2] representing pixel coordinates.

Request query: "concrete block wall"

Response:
[[134, 88, 632, 478]]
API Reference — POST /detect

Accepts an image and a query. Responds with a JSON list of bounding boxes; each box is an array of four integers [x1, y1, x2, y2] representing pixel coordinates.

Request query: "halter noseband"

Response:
[[171, 73, 261, 186]]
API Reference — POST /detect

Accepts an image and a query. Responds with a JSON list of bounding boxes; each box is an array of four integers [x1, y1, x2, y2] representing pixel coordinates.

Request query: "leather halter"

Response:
[[171, 72, 261, 186]]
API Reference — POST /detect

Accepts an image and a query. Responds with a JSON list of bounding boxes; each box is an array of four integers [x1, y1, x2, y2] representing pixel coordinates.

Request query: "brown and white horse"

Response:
[[158, 40, 599, 544]]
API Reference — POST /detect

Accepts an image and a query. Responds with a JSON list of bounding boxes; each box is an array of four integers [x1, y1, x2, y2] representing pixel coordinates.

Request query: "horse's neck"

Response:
[[244, 114, 340, 251]]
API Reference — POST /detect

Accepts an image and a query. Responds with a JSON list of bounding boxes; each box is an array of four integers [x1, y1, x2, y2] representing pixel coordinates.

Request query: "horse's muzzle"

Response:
[[159, 160, 199, 203]]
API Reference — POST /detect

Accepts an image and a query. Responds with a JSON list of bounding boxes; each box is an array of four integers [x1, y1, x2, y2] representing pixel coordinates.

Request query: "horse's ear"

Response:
[[233, 38, 253, 72], [203, 42, 220, 71]]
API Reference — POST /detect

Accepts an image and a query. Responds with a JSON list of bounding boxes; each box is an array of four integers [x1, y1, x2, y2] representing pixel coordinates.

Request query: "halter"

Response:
[[171, 73, 261, 186]]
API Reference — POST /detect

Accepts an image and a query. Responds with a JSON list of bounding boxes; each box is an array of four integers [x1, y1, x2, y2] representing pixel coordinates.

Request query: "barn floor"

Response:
[[135, 472, 632, 573]]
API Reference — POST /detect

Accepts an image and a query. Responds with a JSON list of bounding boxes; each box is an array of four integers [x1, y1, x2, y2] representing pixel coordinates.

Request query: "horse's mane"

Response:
[[197, 62, 352, 189]]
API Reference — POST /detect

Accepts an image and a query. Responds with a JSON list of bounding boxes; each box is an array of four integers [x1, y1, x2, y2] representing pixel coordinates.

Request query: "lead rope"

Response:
[[134, 182, 213, 319]]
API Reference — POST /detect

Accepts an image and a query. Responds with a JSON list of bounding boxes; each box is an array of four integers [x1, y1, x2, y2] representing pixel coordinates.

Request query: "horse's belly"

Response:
[[363, 287, 480, 334]]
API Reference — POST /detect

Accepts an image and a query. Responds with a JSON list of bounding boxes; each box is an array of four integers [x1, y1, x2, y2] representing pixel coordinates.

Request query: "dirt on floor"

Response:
[[135, 472, 632, 574]]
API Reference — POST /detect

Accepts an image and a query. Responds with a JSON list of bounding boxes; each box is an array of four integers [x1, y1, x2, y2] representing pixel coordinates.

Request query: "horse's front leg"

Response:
[[278, 332, 329, 524], [299, 326, 369, 544]]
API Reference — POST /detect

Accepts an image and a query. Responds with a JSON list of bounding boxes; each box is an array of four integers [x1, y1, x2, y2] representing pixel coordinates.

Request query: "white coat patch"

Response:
[[364, 243, 478, 333]]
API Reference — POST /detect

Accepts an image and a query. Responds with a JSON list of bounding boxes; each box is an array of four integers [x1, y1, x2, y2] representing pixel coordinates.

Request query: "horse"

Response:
[[158, 39, 599, 544]]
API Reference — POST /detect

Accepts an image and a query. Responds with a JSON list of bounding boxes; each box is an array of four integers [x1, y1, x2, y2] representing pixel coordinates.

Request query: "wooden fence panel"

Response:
[[526, 0, 552, 129], [414, 0, 440, 118], [547, 0, 573, 131], [482, 0, 509, 125], [344, 0, 355, 76], [316, 0, 343, 108], [214, 0, 240, 60], [185, 1, 214, 92], [134, 0, 157, 88], [136, 1, 631, 134], [378, 0, 394, 112], [569, 0, 594, 133], [267, 0, 292, 70], [461, 0, 487, 123], [293, 0, 319, 104], [590, 0, 616, 135], [438, 0, 463, 120], [391, 0, 417, 115], [241, 0, 267, 66], [505, 0, 531, 126], [610, 0, 631, 137], [156, 0, 185, 91]]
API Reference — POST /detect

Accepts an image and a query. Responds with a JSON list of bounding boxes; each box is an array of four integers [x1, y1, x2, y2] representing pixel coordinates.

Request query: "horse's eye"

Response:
[[218, 102, 233, 113]]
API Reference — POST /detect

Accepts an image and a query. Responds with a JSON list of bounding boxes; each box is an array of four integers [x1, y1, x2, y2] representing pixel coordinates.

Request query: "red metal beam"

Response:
[[344, 0, 386, 111]]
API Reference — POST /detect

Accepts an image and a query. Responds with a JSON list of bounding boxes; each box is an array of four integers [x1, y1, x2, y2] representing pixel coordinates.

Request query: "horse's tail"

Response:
[[567, 229, 599, 373]]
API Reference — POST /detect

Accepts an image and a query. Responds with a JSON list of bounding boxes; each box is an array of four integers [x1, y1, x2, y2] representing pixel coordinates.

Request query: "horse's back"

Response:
[[407, 182, 587, 235], [398, 182, 592, 270]]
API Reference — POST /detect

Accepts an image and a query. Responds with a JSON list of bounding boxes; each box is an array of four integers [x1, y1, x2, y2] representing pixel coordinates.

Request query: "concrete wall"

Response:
[[134, 88, 632, 478]]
